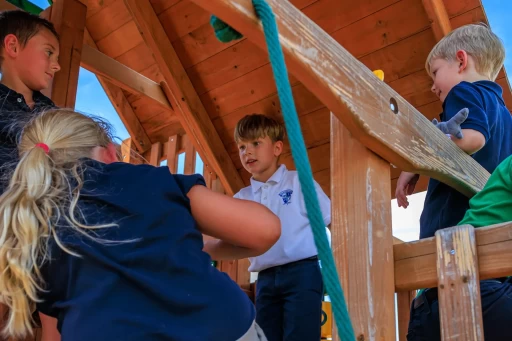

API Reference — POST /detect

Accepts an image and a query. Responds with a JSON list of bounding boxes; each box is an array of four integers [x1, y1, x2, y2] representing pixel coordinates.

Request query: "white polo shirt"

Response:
[[234, 165, 331, 272]]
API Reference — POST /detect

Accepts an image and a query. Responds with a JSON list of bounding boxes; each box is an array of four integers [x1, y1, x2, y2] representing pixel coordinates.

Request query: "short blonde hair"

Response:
[[425, 23, 505, 80], [234, 114, 285, 143]]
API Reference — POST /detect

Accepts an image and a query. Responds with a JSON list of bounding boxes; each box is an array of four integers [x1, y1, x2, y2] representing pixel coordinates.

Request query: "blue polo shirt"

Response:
[[420, 81, 512, 239], [37, 160, 255, 341]]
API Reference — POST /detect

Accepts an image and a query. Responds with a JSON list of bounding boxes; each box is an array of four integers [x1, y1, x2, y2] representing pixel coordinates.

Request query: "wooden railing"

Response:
[[187, 1, 510, 340]]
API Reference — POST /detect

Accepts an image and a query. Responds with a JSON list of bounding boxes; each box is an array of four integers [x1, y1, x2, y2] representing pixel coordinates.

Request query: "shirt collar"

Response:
[[0, 83, 55, 108], [250, 164, 287, 193]]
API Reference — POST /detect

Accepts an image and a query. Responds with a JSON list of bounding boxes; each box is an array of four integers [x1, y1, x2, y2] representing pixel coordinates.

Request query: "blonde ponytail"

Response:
[[0, 109, 115, 338]]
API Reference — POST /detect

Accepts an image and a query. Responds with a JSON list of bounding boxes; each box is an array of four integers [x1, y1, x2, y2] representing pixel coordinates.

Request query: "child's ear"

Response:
[[105, 142, 119, 163], [273, 140, 284, 157], [3, 34, 20, 57], [456, 50, 468, 72]]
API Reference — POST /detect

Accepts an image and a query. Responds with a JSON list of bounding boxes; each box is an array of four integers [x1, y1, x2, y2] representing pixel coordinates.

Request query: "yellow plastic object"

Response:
[[321, 301, 332, 339], [373, 69, 385, 81]]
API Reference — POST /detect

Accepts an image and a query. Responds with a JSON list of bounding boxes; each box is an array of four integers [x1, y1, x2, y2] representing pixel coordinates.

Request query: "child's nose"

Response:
[[53, 62, 61, 72], [431, 84, 436, 93]]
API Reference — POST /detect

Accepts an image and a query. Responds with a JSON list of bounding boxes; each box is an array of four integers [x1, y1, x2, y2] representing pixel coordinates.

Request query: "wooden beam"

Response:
[[80, 44, 172, 112], [124, 0, 245, 196], [46, 0, 86, 108], [83, 29, 151, 152], [331, 114, 395, 341], [166, 135, 179, 173], [189, 0, 489, 198], [436, 225, 484, 340], [183, 135, 196, 175], [421, 0, 452, 41], [394, 222, 512, 291], [149, 142, 163, 166]]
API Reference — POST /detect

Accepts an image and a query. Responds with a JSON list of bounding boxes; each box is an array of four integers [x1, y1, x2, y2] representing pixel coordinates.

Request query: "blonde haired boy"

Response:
[[233, 114, 330, 341], [396, 24, 512, 341]]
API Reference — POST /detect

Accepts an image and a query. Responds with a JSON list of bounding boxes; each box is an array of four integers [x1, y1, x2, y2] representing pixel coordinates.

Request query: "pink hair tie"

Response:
[[35, 143, 50, 154]]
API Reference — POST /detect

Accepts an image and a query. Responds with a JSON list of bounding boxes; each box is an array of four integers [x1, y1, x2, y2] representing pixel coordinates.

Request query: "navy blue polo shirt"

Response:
[[0, 83, 56, 192], [37, 160, 255, 341], [420, 81, 512, 238]]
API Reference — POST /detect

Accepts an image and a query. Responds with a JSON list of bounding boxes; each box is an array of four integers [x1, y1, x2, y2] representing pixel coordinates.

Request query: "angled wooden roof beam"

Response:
[[83, 29, 152, 152], [124, 0, 245, 195], [421, 0, 452, 41], [190, 0, 489, 197]]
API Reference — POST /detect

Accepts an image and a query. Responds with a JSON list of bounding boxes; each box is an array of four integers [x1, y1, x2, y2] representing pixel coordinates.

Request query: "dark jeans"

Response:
[[407, 279, 512, 340], [255, 257, 323, 341]]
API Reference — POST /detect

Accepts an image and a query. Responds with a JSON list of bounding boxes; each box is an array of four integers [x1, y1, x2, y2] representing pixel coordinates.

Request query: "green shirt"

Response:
[[459, 154, 512, 227], [417, 155, 512, 297]]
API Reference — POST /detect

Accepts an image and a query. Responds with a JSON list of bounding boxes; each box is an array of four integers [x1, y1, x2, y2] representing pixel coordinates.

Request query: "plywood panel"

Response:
[[86, 0, 131, 41], [140, 64, 165, 83], [96, 21, 143, 59], [86, 0, 116, 18], [159, 1, 211, 42], [150, 0, 181, 15], [200, 64, 298, 120], [115, 43, 157, 72]]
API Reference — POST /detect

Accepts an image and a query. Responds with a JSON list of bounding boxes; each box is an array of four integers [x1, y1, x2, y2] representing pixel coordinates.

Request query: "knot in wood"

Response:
[[357, 334, 365, 341]]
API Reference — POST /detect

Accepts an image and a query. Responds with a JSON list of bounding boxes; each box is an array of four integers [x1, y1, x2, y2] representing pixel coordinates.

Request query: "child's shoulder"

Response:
[[450, 80, 503, 102], [234, 185, 253, 199]]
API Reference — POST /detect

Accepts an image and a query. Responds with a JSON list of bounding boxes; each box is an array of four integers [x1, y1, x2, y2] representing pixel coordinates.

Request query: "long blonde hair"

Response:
[[0, 108, 114, 338]]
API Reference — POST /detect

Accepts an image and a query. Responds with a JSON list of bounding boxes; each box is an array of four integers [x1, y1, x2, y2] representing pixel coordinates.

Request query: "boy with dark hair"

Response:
[[0, 10, 60, 190], [233, 113, 331, 341]]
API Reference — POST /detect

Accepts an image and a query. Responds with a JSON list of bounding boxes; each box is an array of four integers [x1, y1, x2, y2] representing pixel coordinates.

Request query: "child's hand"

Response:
[[395, 171, 420, 209]]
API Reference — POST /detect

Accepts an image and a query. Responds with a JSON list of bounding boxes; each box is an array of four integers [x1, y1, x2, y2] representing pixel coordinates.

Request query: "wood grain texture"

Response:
[[436, 225, 484, 340], [47, 0, 87, 108], [397, 290, 416, 341], [189, 0, 489, 198], [124, 0, 245, 195], [421, 0, 452, 41], [149, 142, 163, 165], [394, 222, 512, 291], [83, 29, 151, 152], [166, 135, 180, 173], [331, 114, 395, 341]]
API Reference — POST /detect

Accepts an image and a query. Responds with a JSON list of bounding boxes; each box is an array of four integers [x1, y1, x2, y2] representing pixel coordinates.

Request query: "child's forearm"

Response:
[[453, 129, 486, 155], [203, 239, 262, 260]]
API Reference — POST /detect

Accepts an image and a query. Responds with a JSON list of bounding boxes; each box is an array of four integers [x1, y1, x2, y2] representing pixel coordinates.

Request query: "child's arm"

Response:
[[39, 312, 61, 341], [188, 185, 281, 260], [442, 83, 489, 155]]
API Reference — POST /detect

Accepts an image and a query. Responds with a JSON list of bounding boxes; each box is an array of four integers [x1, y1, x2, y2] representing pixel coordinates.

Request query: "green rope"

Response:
[[211, 2, 356, 340]]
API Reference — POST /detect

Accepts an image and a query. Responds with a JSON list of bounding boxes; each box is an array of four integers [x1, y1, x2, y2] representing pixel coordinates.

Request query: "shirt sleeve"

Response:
[[443, 83, 490, 142], [299, 179, 331, 226], [172, 173, 206, 195]]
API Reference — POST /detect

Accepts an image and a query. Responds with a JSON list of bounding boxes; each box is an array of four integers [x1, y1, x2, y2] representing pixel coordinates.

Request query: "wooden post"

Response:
[[183, 135, 196, 175], [44, 0, 87, 108], [331, 113, 395, 341], [421, 0, 452, 41], [149, 142, 162, 166], [436, 225, 484, 340], [167, 135, 180, 173], [397, 291, 416, 341]]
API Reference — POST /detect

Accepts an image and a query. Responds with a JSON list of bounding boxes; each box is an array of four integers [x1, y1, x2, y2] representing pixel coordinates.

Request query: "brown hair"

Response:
[[0, 10, 59, 68], [234, 114, 285, 143]]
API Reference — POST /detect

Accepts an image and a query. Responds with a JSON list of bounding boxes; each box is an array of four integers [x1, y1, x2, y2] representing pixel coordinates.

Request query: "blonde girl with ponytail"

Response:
[[0, 108, 279, 341]]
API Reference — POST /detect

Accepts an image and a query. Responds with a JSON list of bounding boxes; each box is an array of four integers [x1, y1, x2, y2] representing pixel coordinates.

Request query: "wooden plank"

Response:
[[237, 258, 251, 289], [397, 291, 416, 341], [80, 44, 173, 111], [149, 142, 163, 166], [121, 138, 133, 163], [96, 21, 143, 59], [124, 0, 245, 195], [220, 260, 238, 282], [190, 0, 489, 198], [47, 0, 86, 108], [86, 0, 132, 41], [0, 0, 16, 11], [331, 114, 395, 341], [436, 225, 484, 340], [394, 222, 512, 291], [422, 0, 452, 41], [183, 135, 196, 174], [83, 29, 151, 152], [166, 135, 179, 173]]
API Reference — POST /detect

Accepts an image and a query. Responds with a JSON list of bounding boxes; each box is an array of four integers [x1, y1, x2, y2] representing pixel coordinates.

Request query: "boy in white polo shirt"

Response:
[[233, 114, 331, 341]]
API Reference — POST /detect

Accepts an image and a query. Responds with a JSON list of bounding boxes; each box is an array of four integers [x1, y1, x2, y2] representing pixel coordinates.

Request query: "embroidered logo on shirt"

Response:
[[279, 189, 293, 205]]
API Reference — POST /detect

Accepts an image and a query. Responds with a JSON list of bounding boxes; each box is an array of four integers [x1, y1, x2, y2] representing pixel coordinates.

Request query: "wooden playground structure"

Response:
[[1, 0, 512, 340]]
